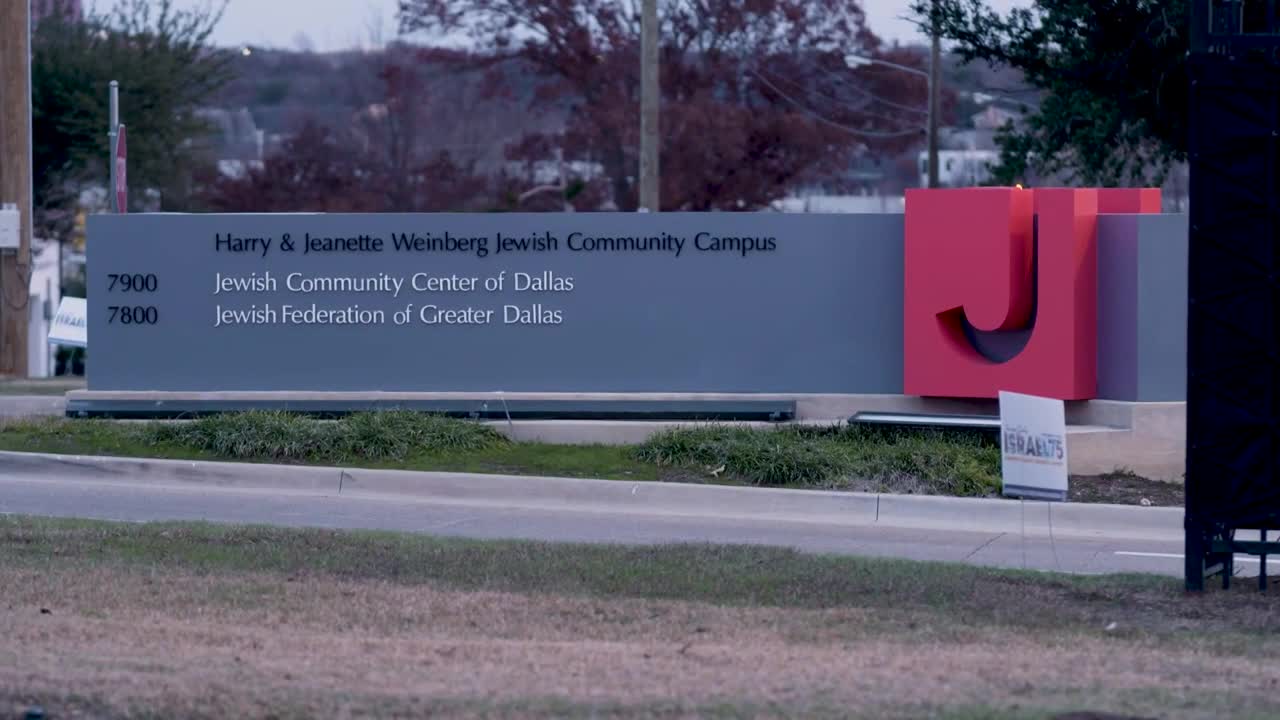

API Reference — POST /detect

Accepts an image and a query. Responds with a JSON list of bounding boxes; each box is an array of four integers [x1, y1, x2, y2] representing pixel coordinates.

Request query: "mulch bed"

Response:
[[1068, 472, 1183, 507]]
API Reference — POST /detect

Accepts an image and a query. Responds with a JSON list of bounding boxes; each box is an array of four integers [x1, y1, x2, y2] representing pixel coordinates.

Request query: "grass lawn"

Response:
[[0, 411, 1184, 504], [2, 517, 1277, 719], [0, 413, 670, 481]]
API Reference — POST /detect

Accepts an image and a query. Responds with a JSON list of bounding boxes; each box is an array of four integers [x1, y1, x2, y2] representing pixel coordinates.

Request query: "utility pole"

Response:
[[639, 0, 660, 211], [0, 0, 33, 377], [927, 0, 942, 189]]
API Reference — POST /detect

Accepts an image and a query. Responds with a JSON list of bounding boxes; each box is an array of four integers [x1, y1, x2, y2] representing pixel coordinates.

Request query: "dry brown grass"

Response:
[[2, 518, 1278, 719]]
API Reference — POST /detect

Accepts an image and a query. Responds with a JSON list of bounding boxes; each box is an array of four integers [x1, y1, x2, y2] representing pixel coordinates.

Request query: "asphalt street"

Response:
[[0, 390, 1230, 581], [0, 470, 1241, 579]]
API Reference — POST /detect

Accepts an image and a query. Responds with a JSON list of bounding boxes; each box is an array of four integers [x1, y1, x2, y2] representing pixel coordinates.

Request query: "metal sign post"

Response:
[[107, 81, 120, 213], [114, 125, 127, 214]]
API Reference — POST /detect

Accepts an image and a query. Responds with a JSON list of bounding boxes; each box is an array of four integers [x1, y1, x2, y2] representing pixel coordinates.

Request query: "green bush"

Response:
[[340, 411, 505, 457], [636, 425, 849, 487], [148, 411, 506, 463], [635, 423, 1002, 496]]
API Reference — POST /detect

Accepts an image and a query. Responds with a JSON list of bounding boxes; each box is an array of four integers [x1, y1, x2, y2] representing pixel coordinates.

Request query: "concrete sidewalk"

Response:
[[0, 395, 65, 417], [0, 450, 1183, 541]]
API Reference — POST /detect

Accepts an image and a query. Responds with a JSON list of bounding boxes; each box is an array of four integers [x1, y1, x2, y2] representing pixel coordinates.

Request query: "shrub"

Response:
[[148, 411, 506, 463], [635, 423, 1002, 496]]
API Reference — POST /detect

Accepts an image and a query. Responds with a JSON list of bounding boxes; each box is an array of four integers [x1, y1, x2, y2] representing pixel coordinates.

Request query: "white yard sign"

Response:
[[999, 391, 1068, 501], [48, 297, 87, 348]]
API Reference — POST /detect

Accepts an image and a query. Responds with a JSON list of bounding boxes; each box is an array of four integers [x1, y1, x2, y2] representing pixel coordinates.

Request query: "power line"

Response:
[[804, 62, 930, 117], [747, 69, 925, 139], [758, 67, 927, 129]]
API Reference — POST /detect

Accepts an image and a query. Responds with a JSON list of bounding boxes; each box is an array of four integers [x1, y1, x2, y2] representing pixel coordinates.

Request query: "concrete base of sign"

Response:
[[64, 391, 1187, 482]]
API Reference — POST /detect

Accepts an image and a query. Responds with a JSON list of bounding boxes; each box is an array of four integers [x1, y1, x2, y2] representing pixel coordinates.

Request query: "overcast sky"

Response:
[[152, 0, 1027, 52]]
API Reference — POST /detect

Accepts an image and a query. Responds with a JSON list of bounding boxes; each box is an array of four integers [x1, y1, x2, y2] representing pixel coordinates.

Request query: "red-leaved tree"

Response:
[[399, 0, 939, 210], [198, 122, 380, 212], [198, 120, 502, 213], [200, 55, 502, 213]]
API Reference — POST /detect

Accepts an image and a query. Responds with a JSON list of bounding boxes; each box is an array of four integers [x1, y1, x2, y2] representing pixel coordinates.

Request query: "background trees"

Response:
[[36, 0, 1192, 216], [33, 0, 233, 237], [399, 0, 937, 211], [198, 52, 504, 214], [914, 0, 1188, 186], [33, 0, 953, 220]]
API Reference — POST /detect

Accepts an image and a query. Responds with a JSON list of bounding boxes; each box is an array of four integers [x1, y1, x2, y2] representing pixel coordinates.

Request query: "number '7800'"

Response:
[[107, 306, 158, 324]]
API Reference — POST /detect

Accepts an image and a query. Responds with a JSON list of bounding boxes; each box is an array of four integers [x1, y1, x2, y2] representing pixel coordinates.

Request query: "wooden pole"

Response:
[[639, 0, 660, 211], [927, 0, 942, 189], [0, 0, 33, 377]]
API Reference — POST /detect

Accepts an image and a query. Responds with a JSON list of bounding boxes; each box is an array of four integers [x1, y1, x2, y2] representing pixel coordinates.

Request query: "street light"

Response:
[[844, 54, 929, 79], [846, 52, 940, 188]]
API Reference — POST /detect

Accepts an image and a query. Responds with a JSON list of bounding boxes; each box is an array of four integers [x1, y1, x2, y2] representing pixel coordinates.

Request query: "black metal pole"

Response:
[[1260, 530, 1267, 592], [1185, 521, 1205, 592]]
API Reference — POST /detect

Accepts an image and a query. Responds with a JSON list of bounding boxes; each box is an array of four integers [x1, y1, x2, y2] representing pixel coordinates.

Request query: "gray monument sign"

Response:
[[87, 213, 907, 393]]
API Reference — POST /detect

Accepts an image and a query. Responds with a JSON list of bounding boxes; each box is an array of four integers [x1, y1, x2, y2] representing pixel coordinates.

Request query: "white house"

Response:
[[20, 238, 85, 378], [917, 149, 1000, 188], [25, 240, 58, 377]]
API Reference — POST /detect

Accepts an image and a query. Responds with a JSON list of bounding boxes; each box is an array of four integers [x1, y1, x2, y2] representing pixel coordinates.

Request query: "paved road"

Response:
[[0, 470, 1242, 579]]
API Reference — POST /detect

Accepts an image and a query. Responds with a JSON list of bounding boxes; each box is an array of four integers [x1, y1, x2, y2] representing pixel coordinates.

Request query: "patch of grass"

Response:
[[149, 410, 507, 463], [636, 424, 1002, 496], [936, 688, 1280, 720], [4, 517, 1279, 720], [0, 414, 661, 480], [0, 691, 864, 720], [422, 442, 664, 481], [0, 416, 212, 459], [2, 411, 513, 465], [0, 690, 1167, 720], [150, 411, 345, 461], [1, 414, 1005, 494], [4, 516, 1275, 649]]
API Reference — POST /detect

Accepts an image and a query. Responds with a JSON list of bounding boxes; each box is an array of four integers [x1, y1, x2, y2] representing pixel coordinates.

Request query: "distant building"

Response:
[[918, 149, 999, 188], [504, 158, 603, 186], [971, 105, 1021, 131], [22, 230, 87, 378], [913, 104, 1014, 187], [770, 195, 906, 214], [194, 107, 266, 177]]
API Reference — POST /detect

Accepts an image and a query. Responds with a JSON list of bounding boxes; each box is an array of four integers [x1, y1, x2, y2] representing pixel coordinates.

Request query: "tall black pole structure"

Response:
[[1186, 0, 1280, 591]]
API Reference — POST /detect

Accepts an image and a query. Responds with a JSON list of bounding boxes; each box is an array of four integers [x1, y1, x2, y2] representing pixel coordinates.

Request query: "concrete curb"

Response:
[[0, 451, 1183, 540]]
